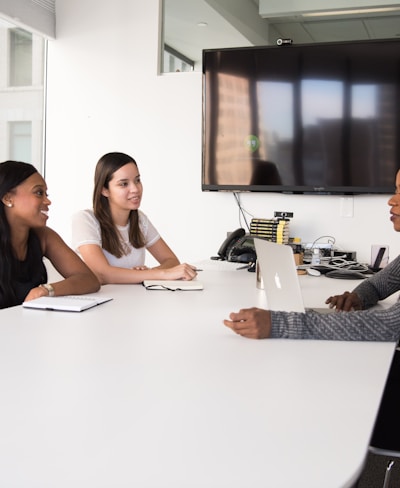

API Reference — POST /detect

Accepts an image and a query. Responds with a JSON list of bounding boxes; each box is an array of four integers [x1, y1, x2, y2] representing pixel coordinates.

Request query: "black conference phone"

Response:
[[214, 228, 257, 263]]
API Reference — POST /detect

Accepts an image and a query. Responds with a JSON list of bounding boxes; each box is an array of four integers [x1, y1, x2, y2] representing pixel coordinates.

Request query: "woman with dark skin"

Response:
[[0, 160, 100, 309]]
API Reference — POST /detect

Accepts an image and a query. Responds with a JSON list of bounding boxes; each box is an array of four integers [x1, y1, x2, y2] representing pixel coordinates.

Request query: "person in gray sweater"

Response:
[[224, 169, 400, 342]]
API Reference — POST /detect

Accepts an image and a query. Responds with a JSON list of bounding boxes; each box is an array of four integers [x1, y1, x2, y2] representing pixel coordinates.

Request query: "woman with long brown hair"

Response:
[[72, 152, 197, 284]]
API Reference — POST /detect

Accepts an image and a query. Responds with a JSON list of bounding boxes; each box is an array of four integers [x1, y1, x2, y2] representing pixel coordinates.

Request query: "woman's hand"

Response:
[[223, 307, 272, 339], [24, 285, 51, 302], [325, 291, 362, 311], [158, 263, 198, 281]]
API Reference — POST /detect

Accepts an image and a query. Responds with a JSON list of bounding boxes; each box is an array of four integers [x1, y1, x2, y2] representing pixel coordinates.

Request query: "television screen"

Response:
[[202, 39, 400, 194]]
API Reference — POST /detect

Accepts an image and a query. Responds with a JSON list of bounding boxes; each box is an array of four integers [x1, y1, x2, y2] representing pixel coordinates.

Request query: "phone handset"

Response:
[[216, 228, 246, 260]]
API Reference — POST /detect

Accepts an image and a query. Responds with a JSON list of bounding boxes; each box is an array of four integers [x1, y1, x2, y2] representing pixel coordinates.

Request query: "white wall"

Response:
[[45, 0, 399, 266]]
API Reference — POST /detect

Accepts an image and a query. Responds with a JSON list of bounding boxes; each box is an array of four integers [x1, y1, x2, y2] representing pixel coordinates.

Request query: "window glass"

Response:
[[9, 121, 32, 161], [9, 28, 32, 86]]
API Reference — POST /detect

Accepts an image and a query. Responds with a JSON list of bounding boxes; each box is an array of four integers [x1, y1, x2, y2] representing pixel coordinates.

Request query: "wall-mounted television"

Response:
[[202, 39, 400, 194]]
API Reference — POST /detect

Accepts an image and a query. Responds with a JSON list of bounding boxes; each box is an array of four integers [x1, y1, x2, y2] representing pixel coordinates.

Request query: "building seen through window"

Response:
[[0, 19, 46, 171]]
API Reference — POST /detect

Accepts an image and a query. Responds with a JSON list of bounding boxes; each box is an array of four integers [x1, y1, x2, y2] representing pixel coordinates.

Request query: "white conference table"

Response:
[[0, 261, 397, 488]]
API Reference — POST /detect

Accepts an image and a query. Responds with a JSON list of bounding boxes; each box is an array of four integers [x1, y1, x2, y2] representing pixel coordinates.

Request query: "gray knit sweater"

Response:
[[270, 255, 400, 341]]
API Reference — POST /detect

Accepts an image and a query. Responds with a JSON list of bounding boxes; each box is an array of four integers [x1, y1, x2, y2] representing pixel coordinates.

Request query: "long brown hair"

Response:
[[93, 152, 145, 258]]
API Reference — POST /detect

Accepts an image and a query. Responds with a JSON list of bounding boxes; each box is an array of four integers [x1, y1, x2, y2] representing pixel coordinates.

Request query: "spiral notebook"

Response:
[[22, 295, 113, 312]]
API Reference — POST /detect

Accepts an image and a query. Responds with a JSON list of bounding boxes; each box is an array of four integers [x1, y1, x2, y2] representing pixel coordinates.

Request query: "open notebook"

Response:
[[22, 295, 113, 312], [143, 280, 203, 291]]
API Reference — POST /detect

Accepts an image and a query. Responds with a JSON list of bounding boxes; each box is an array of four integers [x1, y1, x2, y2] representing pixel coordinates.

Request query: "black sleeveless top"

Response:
[[0, 231, 48, 309]]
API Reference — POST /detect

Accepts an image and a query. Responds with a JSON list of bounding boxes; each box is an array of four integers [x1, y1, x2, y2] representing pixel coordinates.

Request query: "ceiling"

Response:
[[164, 0, 400, 68]]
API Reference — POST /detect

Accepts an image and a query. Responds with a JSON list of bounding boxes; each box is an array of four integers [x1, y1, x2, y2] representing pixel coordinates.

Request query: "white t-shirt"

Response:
[[72, 209, 160, 268]]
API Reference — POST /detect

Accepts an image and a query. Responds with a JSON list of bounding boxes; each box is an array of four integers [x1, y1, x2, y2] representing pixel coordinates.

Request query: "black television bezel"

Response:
[[201, 39, 400, 195]]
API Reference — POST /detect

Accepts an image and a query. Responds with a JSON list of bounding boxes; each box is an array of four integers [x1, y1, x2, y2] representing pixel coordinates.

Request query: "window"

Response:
[[9, 121, 32, 162], [9, 28, 32, 86], [0, 19, 46, 170]]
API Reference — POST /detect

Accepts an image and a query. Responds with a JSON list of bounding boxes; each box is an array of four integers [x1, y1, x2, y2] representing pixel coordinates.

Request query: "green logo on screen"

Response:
[[245, 135, 259, 152]]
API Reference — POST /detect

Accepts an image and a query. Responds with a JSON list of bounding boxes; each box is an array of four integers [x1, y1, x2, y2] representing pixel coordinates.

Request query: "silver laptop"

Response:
[[254, 238, 332, 313]]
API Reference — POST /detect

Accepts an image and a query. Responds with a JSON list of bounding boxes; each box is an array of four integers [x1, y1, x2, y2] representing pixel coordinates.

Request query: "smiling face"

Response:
[[3, 172, 51, 228], [388, 170, 400, 232], [101, 162, 143, 216]]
